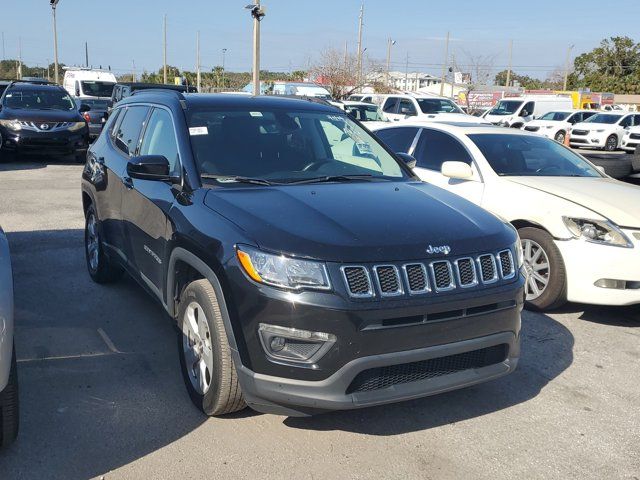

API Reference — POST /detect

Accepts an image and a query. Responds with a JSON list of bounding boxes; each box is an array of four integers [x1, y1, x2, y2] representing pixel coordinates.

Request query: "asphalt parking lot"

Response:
[[0, 159, 639, 480]]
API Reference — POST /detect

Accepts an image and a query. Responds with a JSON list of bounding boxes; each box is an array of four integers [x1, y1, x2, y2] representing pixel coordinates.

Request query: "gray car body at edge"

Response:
[[0, 226, 14, 391]]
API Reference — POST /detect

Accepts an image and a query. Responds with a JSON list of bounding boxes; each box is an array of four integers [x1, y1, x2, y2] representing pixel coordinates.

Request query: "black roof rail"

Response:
[[7, 79, 59, 87]]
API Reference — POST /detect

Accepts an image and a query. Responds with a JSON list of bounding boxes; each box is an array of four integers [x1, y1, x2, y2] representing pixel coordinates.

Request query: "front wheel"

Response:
[[554, 130, 566, 143], [178, 279, 245, 416], [84, 204, 123, 283], [604, 134, 618, 151], [518, 227, 567, 311]]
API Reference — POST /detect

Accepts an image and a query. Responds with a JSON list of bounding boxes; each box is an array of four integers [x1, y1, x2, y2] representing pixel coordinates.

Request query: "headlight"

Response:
[[514, 235, 524, 268], [562, 217, 633, 248], [0, 119, 21, 131], [67, 121, 87, 132], [236, 245, 331, 290]]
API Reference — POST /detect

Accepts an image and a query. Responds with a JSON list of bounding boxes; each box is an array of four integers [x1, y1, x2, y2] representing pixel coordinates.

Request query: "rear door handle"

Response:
[[122, 176, 134, 189]]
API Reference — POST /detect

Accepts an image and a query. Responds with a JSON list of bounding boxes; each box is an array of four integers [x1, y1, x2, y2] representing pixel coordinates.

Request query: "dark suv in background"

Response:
[[110, 82, 198, 106], [81, 91, 524, 417], [0, 81, 90, 162]]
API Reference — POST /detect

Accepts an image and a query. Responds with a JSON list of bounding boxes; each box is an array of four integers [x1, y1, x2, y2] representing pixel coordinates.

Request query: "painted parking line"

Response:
[[97, 327, 122, 354]]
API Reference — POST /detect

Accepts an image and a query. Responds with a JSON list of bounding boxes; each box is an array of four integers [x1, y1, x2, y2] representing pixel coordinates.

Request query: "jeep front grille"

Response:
[[341, 249, 516, 298]]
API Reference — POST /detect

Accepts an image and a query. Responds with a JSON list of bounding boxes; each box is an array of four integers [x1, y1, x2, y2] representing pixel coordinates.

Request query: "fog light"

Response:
[[595, 279, 627, 289], [258, 323, 336, 366]]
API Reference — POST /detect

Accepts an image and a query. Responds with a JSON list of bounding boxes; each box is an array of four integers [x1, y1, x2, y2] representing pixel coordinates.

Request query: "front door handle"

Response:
[[122, 176, 134, 189]]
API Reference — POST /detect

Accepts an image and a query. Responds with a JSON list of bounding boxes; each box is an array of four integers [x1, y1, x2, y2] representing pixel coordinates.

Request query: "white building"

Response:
[[368, 71, 443, 91]]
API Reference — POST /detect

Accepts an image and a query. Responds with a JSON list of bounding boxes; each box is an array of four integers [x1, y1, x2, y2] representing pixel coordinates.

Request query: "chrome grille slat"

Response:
[[454, 257, 478, 288], [403, 263, 430, 294], [341, 266, 373, 298], [373, 265, 403, 297], [477, 254, 498, 284], [430, 261, 455, 292], [497, 250, 515, 279]]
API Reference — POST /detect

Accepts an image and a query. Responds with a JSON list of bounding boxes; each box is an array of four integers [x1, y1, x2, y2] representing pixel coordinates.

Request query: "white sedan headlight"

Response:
[[563, 217, 633, 248], [0, 119, 21, 131], [67, 121, 87, 132], [237, 245, 331, 290]]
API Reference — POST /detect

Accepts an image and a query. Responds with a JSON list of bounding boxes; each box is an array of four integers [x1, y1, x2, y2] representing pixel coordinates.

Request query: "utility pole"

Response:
[[132, 60, 136, 82], [51, 0, 61, 85], [505, 39, 513, 88], [221, 48, 227, 90], [85, 42, 89, 68], [17, 37, 22, 80], [385, 38, 395, 88], [246, 1, 265, 96], [2, 32, 5, 60], [439, 31, 450, 96], [196, 31, 201, 92], [404, 52, 409, 91], [344, 41, 348, 69], [356, 2, 364, 92], [163, 14, 168, 84], [47, 59, 51, 81], [563, 44, 575, 91], [451, 54, 455, 98]]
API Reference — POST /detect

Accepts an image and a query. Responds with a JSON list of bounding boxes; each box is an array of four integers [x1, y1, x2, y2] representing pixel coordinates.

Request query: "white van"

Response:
[[485, 95, 573, 128], [63, 68, 117, 101]]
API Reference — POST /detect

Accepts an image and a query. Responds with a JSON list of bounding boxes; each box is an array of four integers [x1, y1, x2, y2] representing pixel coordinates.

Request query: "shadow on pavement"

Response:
[[284, 310, 574, 435], [0, 154, 80, 172], [0, 229, 206, 480]]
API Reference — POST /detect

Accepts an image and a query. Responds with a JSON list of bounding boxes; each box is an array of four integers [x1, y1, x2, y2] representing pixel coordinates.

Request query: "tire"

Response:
[[604, 134, 619, 151], [510, 123, 523, 129], [178, 279, 245, 416], [554, 130, 566, 143], [0, 346, 19, 448], [632, 146, 640, 173], [518, 227, 567, 311], [84, 204, 123, 283]]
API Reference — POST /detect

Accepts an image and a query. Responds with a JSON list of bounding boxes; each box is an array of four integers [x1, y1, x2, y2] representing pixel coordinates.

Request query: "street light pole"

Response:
[[196, 31, 201, 92], [246, 2, 265, 95], [385, 38, 395, 88], [50, 0, 61, 85], [163, 14, 168, 84], [439, 31, 450, 96], [222, 48, 227, 89], [356, 2, 364, 92], [563, 44, 575, 91]]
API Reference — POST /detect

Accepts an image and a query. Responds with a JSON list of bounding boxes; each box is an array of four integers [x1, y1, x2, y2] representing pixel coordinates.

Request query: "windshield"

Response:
[[583, 113, 623, 124], [80, 81, 115, 97], [77, 98, 110, 110], [3, 88, 76, 111], [469, 134, 601, 177], [488, 100, 523, 116], [539, 111, 571, 121], [344, 104, 385, 122], [416, 98, 463, 114], [187, 109, 407, 183]]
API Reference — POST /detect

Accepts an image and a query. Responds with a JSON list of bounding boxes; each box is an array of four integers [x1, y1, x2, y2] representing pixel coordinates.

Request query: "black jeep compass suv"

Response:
[[81, 91, 525, 416], [0, 81, 90, 162]]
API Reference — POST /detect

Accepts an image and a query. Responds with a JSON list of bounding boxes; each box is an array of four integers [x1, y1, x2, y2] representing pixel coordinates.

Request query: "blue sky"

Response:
[[2, 0, 639, 79]]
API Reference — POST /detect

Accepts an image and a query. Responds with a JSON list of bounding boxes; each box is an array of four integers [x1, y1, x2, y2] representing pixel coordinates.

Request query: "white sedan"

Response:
[[372, 122, 640, 310], [522, 110, 596, 143], [569, 112, 640, 151]]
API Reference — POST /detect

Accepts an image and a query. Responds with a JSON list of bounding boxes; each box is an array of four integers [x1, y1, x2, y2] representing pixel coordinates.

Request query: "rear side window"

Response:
[[413, 129, 473, 170], [383, 97, 400, 113], [399, 99, 417, 116], [375, 127, 419, 154], [113, 106, 150, 156], [139, 108, 180, 176], [103, 108, 121, 137]]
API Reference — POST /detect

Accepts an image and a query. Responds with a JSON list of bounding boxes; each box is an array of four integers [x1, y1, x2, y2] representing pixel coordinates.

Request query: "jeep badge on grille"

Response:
[[426, 245, 451, 255]]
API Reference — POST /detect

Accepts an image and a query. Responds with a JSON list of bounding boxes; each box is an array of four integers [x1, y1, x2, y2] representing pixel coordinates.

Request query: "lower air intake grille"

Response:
[[431, 261, 453, 290], [498, 250, 515, 278], [342, 266, 372, 297], [347, 344, 509, 393]]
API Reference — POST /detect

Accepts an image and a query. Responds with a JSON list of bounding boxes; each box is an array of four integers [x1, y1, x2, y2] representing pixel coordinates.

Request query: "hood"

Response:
[[527, 119, 564, 128], [505, 176, 640, 227], [572, 122, 614, 131], [0, 107, 82, 123], [204, 181, 515, 263]]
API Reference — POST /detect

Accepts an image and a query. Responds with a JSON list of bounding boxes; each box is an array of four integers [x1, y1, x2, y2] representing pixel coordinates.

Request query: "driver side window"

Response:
[[399, 99, 417, 116], [522, 102, 534, 116], [413, 129, 473, 171]]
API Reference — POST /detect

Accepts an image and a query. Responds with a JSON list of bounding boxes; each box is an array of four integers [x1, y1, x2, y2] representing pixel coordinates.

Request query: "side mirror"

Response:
[[441, 161, 473, 180], [400, 107, 414, 116], [127, 155, 178, 182], [79, 103, 91, 113], [396, 152, 417, 169]]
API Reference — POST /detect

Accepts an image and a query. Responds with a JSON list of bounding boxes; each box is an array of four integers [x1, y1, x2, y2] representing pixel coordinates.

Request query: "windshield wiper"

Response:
[[200, 174, 274, 186], [284, 174, 377, 185]]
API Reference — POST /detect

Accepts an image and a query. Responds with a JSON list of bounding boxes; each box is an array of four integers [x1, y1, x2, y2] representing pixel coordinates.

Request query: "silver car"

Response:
[[0, 226, 18, 447]]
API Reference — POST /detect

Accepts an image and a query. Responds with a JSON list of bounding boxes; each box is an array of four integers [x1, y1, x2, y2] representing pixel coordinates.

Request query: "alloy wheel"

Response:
[[182, 301, 214, 395], [86, 213, 100, 272], [522, 238, 550, 301], [606, 136, 618, 151]]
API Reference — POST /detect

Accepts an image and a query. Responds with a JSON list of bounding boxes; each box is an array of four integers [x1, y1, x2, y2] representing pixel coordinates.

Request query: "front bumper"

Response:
[[225, 262, 524, 415], [621, 137, 639, 152], [0, 126, 89, 156], [570, 131, 608, 148], [556, 233, 640, 306]]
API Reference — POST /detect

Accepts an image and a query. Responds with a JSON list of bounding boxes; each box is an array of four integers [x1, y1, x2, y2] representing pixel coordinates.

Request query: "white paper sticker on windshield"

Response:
[[249, 111, 263, 117], [189, 126, 208, 136]]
